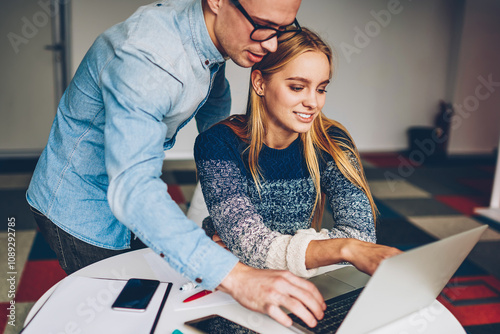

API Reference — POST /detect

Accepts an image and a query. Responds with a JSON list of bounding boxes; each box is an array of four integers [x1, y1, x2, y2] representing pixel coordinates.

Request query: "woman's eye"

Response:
[[290, 86, 303, 92], [317, 87, 328, 94]]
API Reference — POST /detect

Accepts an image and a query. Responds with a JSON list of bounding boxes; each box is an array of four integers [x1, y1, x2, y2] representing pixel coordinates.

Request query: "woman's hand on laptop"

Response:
[[217, 262, 326, 328], [307, 238, 402, 276], [342, 240, 402, 276]]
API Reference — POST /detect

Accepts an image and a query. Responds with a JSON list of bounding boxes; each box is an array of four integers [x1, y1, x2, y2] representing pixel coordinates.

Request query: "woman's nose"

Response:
[[303, 91, 318, 109]]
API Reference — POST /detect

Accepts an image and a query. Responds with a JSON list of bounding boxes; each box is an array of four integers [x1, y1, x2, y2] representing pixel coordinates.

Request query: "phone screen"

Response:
[[111, 278, 160, 311], [185, 315, 260, 334]]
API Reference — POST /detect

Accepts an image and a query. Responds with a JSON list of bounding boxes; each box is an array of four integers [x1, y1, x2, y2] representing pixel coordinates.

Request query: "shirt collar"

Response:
[[188, 0, 225, 68]]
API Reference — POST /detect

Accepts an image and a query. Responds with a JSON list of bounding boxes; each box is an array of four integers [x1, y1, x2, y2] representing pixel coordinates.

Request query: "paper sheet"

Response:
[[22, 276, 170, 334]]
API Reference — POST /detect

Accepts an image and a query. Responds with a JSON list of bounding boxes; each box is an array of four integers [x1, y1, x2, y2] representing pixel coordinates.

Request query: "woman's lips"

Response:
[[294, 112, 315, 123]]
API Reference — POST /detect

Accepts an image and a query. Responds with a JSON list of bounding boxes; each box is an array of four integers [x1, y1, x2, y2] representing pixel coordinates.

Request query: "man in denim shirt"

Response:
[[27, 0, 326, 328]]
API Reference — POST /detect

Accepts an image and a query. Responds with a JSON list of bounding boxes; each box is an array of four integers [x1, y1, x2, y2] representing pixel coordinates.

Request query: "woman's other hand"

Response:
[[306, 238, 402, 276], [341, 239, 402, 275], [213, 232, 229, 250]]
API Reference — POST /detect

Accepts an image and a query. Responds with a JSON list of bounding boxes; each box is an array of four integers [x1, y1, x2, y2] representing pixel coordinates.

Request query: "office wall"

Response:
[[229, 0, 457, 152], [69, 0, 497, 157], [448, 0, 500, 155], [0, 0, 56, 156]]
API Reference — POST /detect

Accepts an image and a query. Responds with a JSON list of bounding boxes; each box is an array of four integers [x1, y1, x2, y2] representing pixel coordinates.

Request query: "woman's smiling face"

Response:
[[254, 50, 331, 148]]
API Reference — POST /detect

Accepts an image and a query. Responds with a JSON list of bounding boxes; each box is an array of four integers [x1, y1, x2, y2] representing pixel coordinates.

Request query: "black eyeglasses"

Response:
[[230, 0, 302, 42]]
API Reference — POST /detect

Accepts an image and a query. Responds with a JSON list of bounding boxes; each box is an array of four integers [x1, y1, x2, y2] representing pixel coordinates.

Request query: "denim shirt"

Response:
[[27, 0, 239, 289]]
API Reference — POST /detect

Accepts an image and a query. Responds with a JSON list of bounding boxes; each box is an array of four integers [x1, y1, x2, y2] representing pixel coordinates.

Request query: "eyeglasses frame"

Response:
[[230, 0, 302, 42]]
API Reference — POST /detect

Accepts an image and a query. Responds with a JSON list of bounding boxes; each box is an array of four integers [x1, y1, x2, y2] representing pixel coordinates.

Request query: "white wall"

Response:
[[227, 0, 459, 152], [69, 0, 498, 157], [448, 0, 500, 155], [304, 0, 458, 152], [0, 0, 56, 156]]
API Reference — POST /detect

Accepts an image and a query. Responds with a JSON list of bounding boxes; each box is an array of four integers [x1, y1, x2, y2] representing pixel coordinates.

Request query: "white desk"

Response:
[[25, 248, 466, 334]]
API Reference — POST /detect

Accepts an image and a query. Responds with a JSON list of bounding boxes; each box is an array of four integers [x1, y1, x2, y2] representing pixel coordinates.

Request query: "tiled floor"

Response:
[[363, 153, 500, 334], [1, 153, 499, 333]]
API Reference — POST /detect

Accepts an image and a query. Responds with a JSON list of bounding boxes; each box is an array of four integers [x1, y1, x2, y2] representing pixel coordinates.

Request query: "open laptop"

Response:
[[289, 225, 488, 334]]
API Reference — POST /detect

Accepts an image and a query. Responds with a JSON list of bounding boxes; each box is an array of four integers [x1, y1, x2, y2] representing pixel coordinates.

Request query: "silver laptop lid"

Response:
[[337, 225, 487, 334]]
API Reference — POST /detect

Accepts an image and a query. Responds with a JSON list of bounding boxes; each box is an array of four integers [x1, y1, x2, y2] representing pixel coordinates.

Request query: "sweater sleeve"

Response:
[[265, 228, 330, 277], [269, 149, 376, 275], [195, 127, 281, 269], [321, 151, 376, 243], [195, 126, 330, 277]]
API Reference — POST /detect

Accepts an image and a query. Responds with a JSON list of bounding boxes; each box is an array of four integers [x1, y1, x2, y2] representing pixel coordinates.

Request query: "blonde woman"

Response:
[[194, 28, 400, 278]]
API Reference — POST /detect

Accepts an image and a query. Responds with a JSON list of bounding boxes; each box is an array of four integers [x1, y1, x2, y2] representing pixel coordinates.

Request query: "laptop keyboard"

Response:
[[290, 288, 364, 333]]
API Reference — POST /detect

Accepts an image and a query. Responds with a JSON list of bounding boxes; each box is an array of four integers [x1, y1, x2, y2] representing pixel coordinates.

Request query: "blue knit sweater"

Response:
[[194, 123, 375, 277]]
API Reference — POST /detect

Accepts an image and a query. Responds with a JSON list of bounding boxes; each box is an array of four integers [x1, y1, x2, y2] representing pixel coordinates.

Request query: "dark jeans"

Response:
[[30, 206, 147, 275]]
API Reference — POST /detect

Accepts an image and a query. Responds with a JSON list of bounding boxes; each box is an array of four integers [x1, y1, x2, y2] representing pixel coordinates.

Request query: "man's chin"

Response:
[[230, 56, 256, 68]]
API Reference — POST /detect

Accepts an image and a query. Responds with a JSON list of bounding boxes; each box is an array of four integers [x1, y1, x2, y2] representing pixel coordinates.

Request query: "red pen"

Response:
[[183, 290, 213, 303]]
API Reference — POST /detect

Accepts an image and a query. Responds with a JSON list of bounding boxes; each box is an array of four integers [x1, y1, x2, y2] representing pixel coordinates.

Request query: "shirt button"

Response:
[[160, 253, 165, 258], [205, 60, 209, 65], [195, 277, 203, 284]]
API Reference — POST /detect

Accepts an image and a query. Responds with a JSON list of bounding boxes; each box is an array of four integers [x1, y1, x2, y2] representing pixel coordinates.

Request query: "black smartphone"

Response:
[[185, 314, 261, 334], [111, 278, 160, 312]]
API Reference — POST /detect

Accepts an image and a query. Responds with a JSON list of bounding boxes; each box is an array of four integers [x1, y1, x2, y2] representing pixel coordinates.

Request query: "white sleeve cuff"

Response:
[[265, 235, 292, 270], [286, 228, 330, 278]]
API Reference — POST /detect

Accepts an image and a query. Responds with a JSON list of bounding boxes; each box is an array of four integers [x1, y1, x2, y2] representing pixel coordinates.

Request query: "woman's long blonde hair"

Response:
[[221, 28, 377, 229]]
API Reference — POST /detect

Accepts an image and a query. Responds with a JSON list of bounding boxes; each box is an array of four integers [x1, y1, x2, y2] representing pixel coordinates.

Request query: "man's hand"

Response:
[[217, 262, 326, 328]]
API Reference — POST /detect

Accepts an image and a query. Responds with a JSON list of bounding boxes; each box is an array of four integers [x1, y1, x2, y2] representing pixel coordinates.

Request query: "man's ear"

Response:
[[204, 0, 223, 15], [251, 70, 265, 96]]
